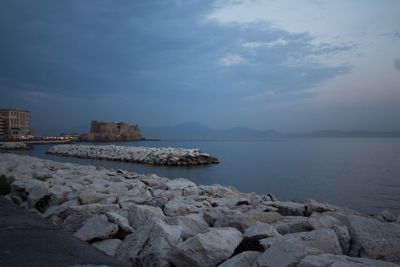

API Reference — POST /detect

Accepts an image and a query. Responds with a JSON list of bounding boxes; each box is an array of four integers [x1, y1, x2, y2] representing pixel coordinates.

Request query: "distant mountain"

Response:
[[142, 122, 279, 140], [142, 122, 400, 140], [290, 130, 400, 138]]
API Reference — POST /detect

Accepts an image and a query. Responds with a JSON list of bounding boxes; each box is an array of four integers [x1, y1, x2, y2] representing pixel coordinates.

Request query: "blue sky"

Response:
[[0, 0, 399, 134]]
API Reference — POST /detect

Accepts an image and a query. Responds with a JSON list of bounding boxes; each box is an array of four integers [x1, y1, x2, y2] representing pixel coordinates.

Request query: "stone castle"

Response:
[[81, 120, 142, 142]]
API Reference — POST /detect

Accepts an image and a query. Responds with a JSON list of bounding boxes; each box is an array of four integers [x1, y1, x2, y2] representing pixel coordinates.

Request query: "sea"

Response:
[[14, 138, 400, 215]]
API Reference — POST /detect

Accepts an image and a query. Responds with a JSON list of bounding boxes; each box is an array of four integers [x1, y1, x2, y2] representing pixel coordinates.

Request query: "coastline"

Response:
[[0, 153, 399, 266]]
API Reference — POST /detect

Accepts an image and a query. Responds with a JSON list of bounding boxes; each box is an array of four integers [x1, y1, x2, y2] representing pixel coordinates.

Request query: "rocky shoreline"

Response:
[[47, 144, 219, 165], [0, 142, 33, 150], [1, 153, 399, 267]]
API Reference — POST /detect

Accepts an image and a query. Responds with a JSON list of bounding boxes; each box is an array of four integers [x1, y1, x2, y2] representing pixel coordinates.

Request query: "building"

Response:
[[0, 109, 31, 138], [81, 120, 142, 141]]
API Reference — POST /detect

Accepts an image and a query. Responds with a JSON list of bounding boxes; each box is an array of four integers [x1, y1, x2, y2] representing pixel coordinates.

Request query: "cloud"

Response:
[[381, 30, 400, 40], [243, 38, 289, 48], [218, 54, 245, 66], [395, 59, 400, 72]]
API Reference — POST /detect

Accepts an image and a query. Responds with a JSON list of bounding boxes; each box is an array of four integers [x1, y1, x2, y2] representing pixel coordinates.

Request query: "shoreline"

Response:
[[0, 153, 399, 266]]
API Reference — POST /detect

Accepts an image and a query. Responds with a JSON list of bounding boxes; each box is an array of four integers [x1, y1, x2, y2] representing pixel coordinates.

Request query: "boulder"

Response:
[[253, 240, 323, 267], [116, 219, 182, 267], [376, 210, 397, 223], [298, 253, 400, 267], [25, 180, 50, 211], [271, 201, 306, 216], [244, 221, 280, 240], [60, 204, 120, 232], [127, 204, 165, 229], [164, 197, 201, 216], [260, 228, 342, 255], [74, 215, 118, 242], [78, 190, 109, 204], [164, 213, 209, 239], [92, 239, 123, 257], [165, 178, 197, 191], [309, 213, 351, 254], [105, 212, 134, 233], [328, 213, 400, 263], [171, 227, 243, 267], [272, 216, 314, 235], [214, 211, 281, 232], [219, 251, 261, 267]]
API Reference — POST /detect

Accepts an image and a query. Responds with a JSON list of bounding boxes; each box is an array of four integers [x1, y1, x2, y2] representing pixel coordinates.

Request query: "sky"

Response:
[[0, 0, 399, 135]]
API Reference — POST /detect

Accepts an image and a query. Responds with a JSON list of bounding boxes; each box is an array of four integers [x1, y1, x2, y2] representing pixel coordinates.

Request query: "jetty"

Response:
[[47, 144, 219, 165]]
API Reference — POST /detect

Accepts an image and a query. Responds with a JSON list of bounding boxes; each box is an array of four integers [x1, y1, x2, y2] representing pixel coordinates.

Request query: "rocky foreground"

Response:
[[1, 153, 400, 267], [0, 142, 33, 150], [47, 144, 219, 165]]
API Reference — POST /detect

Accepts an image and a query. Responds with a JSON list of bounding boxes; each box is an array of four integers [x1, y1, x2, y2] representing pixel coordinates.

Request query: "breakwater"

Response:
[[47, 144, 219, 165], [0, 153, 399, 266]]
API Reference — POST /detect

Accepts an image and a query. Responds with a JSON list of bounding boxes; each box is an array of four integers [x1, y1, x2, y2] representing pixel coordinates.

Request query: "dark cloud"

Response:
[[0, 0, 354, 133]]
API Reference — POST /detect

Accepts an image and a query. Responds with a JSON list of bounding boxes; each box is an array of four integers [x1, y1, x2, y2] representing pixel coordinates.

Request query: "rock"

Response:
[[164, 213, 209, 240], [165, 178, 197, 191], [60, 204, 120, 232], [79, 190, 109, 204], [298, 253, 400, 267], [116, 219, 182, 267], [272, 216, 314, 235], [219, 251, 261, 267], [303, 199, 339, 216], [309, 213, 351, 254], [74, 215, 118, 242], [171, 227, 243, 267], [164, 197, 201, 216], [201, 207, 239, 226], [92, 239, 123, 256], [260, 228, 342, 255], [127, 204, 165, 229], [214, 211, 281, 232], [244, 221, 280, 240], [328, 213, 400, 263], [105, 212, 134, 233], [253, 240, 323, 267], [25, 180, 50, 211], [271, 201, 306, 216], [376, 210, 397, 222]]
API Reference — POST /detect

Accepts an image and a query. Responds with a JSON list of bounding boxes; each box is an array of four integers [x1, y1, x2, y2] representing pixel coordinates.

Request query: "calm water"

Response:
[[14, 138, 400, 215]]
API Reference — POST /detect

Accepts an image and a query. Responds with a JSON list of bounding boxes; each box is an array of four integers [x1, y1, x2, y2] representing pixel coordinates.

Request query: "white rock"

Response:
[[79, 190, 109, 204], [219, 251, 261, 267], [253, 240, 323, 267], [171, 227, 243, 267], [74, 215, 118, 242], [92, 239, 123, 257], [165, 178, 197, 191], [328, 212, 400, 263], [244, 221, 280, 240], [117, 219, 182, 267], [271, 201, 306, 216], [272, 216, 314, 235], [105, 212, 134, 233], [25, 179, 50, 210], [260, 228, 342, 255], [164, 213, 210, 239], [128, 204, 165, 229], [164, 197, 201, 216], [214, 211, 281, 232], [298, 253, 400, 267]]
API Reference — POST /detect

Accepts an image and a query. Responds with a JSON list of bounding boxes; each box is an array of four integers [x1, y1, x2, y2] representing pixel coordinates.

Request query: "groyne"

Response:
[[47, 144, 219, 165], [0, 153, 399, 267]]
